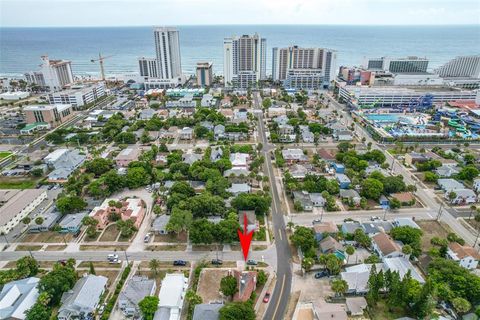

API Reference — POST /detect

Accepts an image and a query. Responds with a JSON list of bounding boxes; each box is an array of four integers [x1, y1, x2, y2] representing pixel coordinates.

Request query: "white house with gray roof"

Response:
[[193, 304, 222, 320], [118, 276, 156, 317], [57, 275, 107, 320], [153, 273, 188, 320], [0, 277, 39, 320]]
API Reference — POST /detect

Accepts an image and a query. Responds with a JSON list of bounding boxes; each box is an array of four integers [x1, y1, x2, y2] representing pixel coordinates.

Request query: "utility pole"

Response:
[[320, 207, 324, 222], [124, 250, 129, 265], [474, 229, 480, 249], [436, 203, 444, 221]]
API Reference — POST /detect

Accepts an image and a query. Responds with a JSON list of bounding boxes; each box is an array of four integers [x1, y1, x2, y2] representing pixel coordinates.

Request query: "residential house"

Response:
[[224, 168, 250, 181], [238, 210, 257, 232], [189, 181, 206, 194], [214, 125, 225, 140], [233, 271, 256, 302], [447, 188, 477, 205], [335, 130, 353, 141], [279, 134, 296, 143], [447, 242, 480, 270], [293, 191, 313, 211], [59, 212, 87, 233], [340, 189, 361, 206], [183, 153, 203, 165], [89, 198, 145, 229], [310, 193, 326, 207], [437, 178, 465, 192], [313, 221, 338, 241], [118, 276, 157, 317], [289, 164, 309, 180], [46, 149, 86, 183], [210, 147, 223, 162], [28, 207, 61, 233], [435, 165, 460, 178], [335, 173, 351, 189], [193, 304, 222, 320], [115, 147, 141, 167], [227, 183, 251, 196], [278, 124, 294, 135], [57, 275, 108, 320], [404, 152, 431, 166], [372, 232, 404, 259], [155, 154, 168, 166], [341, 221, 362, 235], [346, 297, 368, 316], [230, 153, 249, 168], [392, 217, 420, 229], [379, 195, 390, 207], [331, 163, 345, 174], [199, 121, 214, 131], [180, 127, 193, 140], [152, 215, 170, 235], [319, 236, 345, 255], [0, 277, 40, 320], [382, 257, 425, 283], [318, 148, 335, 162], [282, 149, 308, 164], [474, 178, 480, 193], [273, 115, 289, 126], [267, 107, 286, 117], [302, 130, 315, 143], [139, 108, 156, 120], [154, 273, 188, 320]]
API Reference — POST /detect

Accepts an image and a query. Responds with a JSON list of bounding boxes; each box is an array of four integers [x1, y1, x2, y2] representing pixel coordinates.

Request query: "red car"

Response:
[[263, 292, 271, 303]]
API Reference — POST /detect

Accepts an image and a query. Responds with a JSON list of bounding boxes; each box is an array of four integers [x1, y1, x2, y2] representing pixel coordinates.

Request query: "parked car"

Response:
[[144, 233, 151, 243], [263, 292, 271, 303], [246, 259, 258, 266], [109, 258, 121, 264], [211, 259, 223, 265], [314, 271, 329, 279], [107, 254, 118, 261], [312, 219, 322, 224], [173, 260, 187, 266]]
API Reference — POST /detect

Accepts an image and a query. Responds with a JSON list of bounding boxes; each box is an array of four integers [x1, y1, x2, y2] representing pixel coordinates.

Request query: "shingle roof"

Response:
[[373, 232, 401, 255]]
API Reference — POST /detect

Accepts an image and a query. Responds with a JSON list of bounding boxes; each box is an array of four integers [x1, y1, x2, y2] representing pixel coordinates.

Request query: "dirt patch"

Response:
[[21, 232, 73, 243], [284, 291, 301, 320], [15, 245, 42, 251], [146, 244, 186, 251], [230, 244, 241, 251], [253, 245, 268, 251], [139, 261, 191, 269], [465, 218, 480, 230], [192, 244, 221, 252], [95, 270, 120, 291], [83, 232, 101, 242], [118, 232, 136, 242], [416, 220, 452, 252], [154, 231, 188, 243], [79, 245, 129, 251], [77, 261, 122, 268], [196, 269, 229, 303], [99, 224, 120, 242], [45, 245, 66, 251]]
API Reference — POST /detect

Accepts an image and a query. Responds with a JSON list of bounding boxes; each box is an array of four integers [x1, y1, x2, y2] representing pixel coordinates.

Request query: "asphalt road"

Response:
[[255, 93, 293, 320]]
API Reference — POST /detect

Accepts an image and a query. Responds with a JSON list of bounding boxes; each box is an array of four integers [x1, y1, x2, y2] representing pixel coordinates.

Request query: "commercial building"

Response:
[[196, 62, 213, 87], [25, 55, 74, 91], [223, 34, 267, 88], [338, 85, 479, 107], [154, 273, 188, 320], [57, 275, 107, 320], [47, 82, 106, 110], [338, 66, 375, 85], [436, 55, 480, 78], [0, 189, 47, 234], [0, 277, 40, 320], [24, 104, 73, 128], [363, 56, 429, 73], [0, 91, 29, 100], [272, 46, 337, 89], [139, 27, 185, 89]]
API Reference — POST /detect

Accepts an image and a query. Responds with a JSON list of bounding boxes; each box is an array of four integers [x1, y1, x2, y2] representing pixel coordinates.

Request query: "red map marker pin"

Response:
[[238, 212, 254, 261]]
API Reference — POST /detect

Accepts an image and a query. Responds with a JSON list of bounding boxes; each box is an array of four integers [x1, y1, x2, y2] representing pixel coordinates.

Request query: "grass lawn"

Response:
[[45, 245, 66, 251], [0, 151, 12, 159], [82, 232, 101, 242], [99, 224, 120, 242], [192, 244, 222, 252], [0, 177, 37, 189], [416, 220, 453, 253], [15, 245, 42, 251], [22, 232, 73, 243], [253, 245, 268, 251], [146, 244, 186, 251], [95, 270, 120, 290], [79, 245, 129, 251], [118, 232, 136, 242], [154, 231, 188, 243], [368, 300, 406, 320], [139, 261, 191, 268], [77, 261, 122, 268]]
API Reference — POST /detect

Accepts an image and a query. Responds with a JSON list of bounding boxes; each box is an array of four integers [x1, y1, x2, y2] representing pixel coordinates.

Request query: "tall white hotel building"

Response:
[[223, 34, 267, 89], [272, 46, 337, 89], [138, 27, 185, 89], [436, 55, 480, 79]]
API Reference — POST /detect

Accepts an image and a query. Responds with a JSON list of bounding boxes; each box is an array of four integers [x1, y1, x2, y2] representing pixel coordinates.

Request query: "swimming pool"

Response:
[[365, 113, 414, 124]]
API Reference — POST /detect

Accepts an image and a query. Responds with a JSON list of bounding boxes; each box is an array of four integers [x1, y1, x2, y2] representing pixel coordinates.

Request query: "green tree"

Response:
[[290, 226, 316, 257], [116, 219, 137, 238], [149, 259, 159, 276], [220, 275, 238, 299], [402, 244, 413, 256], [89, 261, 96, 275], [301, 257, 315, 273], [85, 158, 113, 176], [391, 226, 423, 257], [16, 256, 39, 278], [231, 193, 271, 215], [186, 289, 203, 319], [256, 270, 267, 286], [353, 229, 372, 248], [25, 302, 52, 320], [56, 195, 87, 214], [457, 165, 480, 181], [219, 302, 256, 320], [325, 254, 342, 275], [166, 208, 193, 234], [138, 296, 160, 320], [424, 172, 439, 183], [452, 297, 472, 314], [22, 217, 31, 225], [126, 167, 151, 189], [345, 245, 355, 264], [189, 219, 215, 244], [366, 264, 380, 306], [331, 279, 348, 297], [34, 216, 44, 225], [38, 261, 77, 305], [361, 178, 384, 200]]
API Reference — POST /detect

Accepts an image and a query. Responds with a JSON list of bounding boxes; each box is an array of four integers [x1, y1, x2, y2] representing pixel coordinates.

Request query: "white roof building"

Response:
[[154, 273, 188, 320], [0, 277, 40, 320]]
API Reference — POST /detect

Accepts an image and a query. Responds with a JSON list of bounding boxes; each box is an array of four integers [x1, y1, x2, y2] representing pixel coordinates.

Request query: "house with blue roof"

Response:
[[335, 173, 351, 189]]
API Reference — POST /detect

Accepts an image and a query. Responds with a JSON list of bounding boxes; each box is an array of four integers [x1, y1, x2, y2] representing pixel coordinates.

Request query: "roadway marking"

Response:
[[271, 275, 286, 320], [278, 231, 283, 241]]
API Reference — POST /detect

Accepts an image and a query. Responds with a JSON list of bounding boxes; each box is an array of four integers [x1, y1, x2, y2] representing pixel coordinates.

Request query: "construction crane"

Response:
[[90, 53, 114, 81]]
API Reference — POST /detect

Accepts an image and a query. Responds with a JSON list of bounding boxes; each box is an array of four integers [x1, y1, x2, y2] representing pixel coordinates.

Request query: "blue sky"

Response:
[[1, 0, 479, 27]]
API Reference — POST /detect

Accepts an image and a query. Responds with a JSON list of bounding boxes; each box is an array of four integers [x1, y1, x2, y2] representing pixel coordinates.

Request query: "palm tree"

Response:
[[149, 259, 160, 276], [287, 221, 295, 231], [345, 245, 355, 264], [402, 244, 413, 257], [34, 217, 44, 225], [22, 217, 31, 226], [331, 279, 348, 297]]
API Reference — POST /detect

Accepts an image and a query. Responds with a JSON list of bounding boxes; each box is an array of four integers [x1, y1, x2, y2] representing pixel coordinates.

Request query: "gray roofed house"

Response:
[[59, 211, 88, 233], [0, 277, 39, 320], [57, 275, 108, 320], [118, 276, 156, 317], [319, 236, 344, 254], [199, 121, 214, 131], [28, 207, 62, 233], [183, 153, 203, 165], [393, 218, 420, 229], [293, 191, 313, 211], [361, 223, 381, 235], [345, 297, 368, 316], [47, 149, 86, 182], [339, 189, 361, 205], [273, 115, 289, 125], [435, 165, 460, 178], [282, 149, 308, 163], [214, 125, 225, 140], [152, 215, 170, 234], [210, 147, 223, 162], [224, 168, 250, 179], [437, 178, 465, 192], [227, 183, 251, 196], [341, 221, 362, 234], [193, 304, 222, 320], [180, 127, 194, 140], [335, 130, 353, 141], [139, 108, 156, 120], [289, 164, 308, 180], [154, 273, 188, 320], [310, 193, 326, 207]]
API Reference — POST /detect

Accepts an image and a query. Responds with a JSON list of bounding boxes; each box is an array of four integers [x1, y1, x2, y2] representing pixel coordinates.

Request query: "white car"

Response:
[[107, 254, 118, 261]]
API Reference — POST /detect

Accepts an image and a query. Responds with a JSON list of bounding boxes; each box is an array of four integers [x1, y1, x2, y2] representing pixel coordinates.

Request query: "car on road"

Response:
[[144, 233, 151, 243], [173, 260, 187, 266], [107, 254, 118, 261], [263, 292, 271, 303], [314, 271, 329, 279], [109, 258, 121, 264], [370, 216, 380, 221], [312, 219, 322, 224], [211, 259, 223, 265], [246, 259, 258, 266]]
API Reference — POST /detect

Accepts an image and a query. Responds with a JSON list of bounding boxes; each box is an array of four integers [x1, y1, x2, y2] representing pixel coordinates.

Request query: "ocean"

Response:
[[0, 25, 479, 78]]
